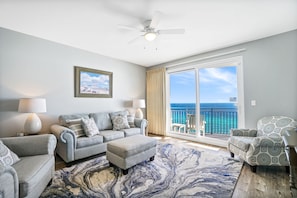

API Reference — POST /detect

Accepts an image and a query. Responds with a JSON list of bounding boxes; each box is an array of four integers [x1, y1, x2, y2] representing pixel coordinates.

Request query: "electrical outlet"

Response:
[[251, 100, 256, 106]]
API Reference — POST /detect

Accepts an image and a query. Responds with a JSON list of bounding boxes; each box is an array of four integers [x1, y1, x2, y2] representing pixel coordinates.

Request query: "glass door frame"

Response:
[[166, 56, 245, 147]]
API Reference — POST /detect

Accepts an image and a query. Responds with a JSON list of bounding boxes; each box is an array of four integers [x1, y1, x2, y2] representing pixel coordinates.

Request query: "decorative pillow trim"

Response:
[[0, 140, 20, 166], [81, 117, 100, 137]]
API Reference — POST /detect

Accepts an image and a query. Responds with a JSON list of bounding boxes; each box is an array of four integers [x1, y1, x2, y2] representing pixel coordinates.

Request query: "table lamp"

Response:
[[18, 98, 47, 134], [133, 99, 145, 119]]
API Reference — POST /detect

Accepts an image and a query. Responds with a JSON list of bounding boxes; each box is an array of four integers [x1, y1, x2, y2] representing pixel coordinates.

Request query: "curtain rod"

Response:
[[165, 48, 246, 68]]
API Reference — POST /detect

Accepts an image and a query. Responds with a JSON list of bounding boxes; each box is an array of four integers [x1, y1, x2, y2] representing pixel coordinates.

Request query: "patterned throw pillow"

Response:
[[111, 115, 130, 130], [0, 140, 20, 166], [127, 115, 135, 128], [66, 119, 85, 137], [81, 117, 100, 137]]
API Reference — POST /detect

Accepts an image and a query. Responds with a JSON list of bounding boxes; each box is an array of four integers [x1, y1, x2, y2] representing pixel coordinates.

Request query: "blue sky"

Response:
[[170, 66, 237, 103]]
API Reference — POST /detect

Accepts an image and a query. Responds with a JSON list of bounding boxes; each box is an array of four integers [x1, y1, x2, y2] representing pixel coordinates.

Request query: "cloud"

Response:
[[81, 72, 109, 88], [200, 67, 236, 84], [199, 67, 237, 93], [170, 70, 195, 85]]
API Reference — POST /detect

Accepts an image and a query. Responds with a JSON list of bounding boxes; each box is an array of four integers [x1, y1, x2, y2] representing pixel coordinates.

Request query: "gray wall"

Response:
[[154, 30, 297, 128], [242, 30, 297, 127], [0, 27, 146, 137], [1, 28, 296, 137]]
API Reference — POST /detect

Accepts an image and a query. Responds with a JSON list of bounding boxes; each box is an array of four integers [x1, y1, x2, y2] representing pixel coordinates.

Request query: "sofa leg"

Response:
[[230, 152, 234, 158], [66, 162, 74, 167], [285, 166, 290, 173], [150, 156, 155, 161], [122, 169, 128, 175], [251, 165, 257, 173]]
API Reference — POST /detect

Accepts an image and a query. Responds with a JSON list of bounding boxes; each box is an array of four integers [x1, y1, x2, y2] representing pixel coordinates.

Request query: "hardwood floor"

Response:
[[55, 136, 292, 198], [233, 164, 291, 198]]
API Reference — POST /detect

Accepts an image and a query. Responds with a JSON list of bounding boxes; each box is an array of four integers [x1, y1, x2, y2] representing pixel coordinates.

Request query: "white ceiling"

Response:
[[0, 0, 296, 67]]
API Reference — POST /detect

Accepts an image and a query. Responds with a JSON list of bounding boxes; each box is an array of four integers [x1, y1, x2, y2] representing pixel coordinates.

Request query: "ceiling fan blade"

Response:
[[128, 36, 143, 44], [117, 24, 139, 31], [149, 11, 161, 29], [158, 29, 185, 34]]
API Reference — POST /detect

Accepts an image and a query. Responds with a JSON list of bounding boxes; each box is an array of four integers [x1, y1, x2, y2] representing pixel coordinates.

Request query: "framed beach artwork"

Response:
[[74, 66, 113, 98]]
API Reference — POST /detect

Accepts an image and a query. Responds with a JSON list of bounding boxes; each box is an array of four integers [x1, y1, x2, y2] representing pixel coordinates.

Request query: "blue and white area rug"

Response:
[[41, 142, 242, 198]]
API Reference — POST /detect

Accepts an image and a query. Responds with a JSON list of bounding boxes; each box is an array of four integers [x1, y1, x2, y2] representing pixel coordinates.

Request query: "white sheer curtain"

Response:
[[146, 67, 166, 136]]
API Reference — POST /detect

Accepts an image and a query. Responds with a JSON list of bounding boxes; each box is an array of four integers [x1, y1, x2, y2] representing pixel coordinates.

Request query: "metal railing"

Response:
[[171, 107, 238, 135]]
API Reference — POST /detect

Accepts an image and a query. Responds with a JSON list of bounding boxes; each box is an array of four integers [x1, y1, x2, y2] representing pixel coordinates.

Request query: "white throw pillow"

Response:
[[111, 115, 130, 131], [81, 117, 100, 137], [0, 140, 20, 166]]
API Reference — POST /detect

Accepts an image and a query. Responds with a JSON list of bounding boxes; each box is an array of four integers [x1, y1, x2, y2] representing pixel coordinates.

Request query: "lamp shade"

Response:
[[133, 99, 145, 108], [18, 98, 47, 113]]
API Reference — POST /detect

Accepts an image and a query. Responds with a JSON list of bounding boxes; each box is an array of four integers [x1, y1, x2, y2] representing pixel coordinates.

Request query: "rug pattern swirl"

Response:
[[41, 142, 242, 198]]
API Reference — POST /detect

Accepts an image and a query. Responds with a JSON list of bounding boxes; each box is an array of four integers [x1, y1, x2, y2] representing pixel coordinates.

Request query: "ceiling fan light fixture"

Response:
[[144, 32, 157, 41]]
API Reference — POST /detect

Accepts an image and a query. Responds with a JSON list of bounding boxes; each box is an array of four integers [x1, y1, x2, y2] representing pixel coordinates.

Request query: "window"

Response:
[[167, 56, 244, 147]]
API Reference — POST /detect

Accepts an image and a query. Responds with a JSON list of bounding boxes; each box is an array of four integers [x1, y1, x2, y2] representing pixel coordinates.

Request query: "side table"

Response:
[[283, 130, 297, 197]]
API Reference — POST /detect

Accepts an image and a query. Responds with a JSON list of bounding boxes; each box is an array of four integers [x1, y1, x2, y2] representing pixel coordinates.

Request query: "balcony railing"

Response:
[[171, 107, 238, 135]]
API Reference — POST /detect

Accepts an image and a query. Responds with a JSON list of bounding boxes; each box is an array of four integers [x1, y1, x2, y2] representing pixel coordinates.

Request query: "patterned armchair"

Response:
[[227, 116, 297, 172]]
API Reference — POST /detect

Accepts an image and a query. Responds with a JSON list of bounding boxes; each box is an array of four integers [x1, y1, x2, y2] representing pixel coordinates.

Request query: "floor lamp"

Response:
[[18, 98, 47, 135]]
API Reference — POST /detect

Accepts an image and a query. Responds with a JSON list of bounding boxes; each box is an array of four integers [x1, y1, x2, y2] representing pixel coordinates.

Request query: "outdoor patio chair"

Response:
[[227, 116, 297, 172], [186, 114, 206, 136]]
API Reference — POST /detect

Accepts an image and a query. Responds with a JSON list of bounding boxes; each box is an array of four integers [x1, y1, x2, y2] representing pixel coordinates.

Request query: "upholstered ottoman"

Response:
[[106, 135, 157, 175]]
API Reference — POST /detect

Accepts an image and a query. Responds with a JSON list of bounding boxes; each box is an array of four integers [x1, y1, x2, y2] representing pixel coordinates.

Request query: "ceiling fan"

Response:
[[118, 11, 185, 44]]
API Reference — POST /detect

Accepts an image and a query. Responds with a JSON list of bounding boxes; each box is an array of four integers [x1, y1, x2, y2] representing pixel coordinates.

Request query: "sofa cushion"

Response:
[[59, 114, 89, 126], [228, 136, 254, 152], [109, 110, 129, 118], [90, 112, 113, 130], [122, 128, 141, 137], [76, 135, 104, 149], [99, 131, 125, 142], [81, 117, 100, 137], [0, 140, 20, 166], [12, 155, 54, 198]]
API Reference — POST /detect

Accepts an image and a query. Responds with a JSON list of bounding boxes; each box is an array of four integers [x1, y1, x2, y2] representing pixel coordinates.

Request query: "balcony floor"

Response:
[[170, 130, 230, 141]]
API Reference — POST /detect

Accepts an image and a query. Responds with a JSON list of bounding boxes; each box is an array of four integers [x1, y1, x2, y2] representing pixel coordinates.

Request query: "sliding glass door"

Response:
[[168, 56, 244, 146], [170, 70, 196, 135], [198, 66, 238, 141]]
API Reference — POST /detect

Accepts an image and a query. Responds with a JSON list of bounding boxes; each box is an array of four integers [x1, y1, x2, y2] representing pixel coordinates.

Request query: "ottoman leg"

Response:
[[122, 169, 128, 175], [150, 156, 155, 161], [109, 162, 115, 167]]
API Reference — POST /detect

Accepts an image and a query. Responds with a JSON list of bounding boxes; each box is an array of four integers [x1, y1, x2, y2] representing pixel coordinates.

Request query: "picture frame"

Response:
[[74, 66, 113, 98]]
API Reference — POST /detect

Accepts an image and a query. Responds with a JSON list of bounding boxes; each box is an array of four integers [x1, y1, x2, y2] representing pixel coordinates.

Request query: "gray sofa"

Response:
[[0, 134, 57, 198], [50, 111, 148, 163]]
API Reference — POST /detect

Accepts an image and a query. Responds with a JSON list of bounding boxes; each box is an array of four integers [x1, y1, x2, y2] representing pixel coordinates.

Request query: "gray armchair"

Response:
[[0, 134, 57, 198], [227, 116, 297, 172]]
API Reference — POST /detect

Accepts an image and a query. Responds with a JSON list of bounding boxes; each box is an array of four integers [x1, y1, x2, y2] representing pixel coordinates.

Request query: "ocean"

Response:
[[170, 103, 238, 134]]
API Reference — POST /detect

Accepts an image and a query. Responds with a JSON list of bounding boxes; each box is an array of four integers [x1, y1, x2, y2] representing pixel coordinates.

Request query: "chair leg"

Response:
[[250, 165, 257, 173], [122, 169, 128, 175], [230, 152, 234, 158]]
